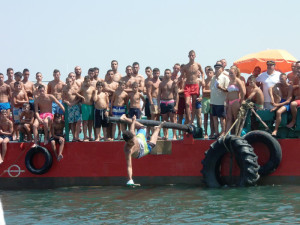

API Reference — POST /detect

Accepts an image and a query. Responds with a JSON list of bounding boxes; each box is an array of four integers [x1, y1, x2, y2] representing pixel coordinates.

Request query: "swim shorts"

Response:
[[13, 107, 23, 123], [195, 99, 202, 109], [40, 112, 54, 120], [0, 135, 12, 141], [94, 108, 109, 128], [112, 106, 126, 117], [280, 99, 290, 111], [160, 99, 175, 114], [295, 100, 300, 106], [136, 128, 155, 158], [81, 104, 94, 121], [49, 135, 64, 144], [145, 97, 151, 118], [150, 98, 159, 115], [68, 104, 81, 123], [0, 102, 11, 111], [184, 84, 200, 98], [202, 97, 211, 114], [129, 108, 141, 119], [52, 100, 64, 115], [211, 104, 226, 118]]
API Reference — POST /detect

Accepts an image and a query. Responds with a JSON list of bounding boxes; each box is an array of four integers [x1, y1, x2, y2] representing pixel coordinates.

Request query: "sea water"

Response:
[[2, 185, 300, 224]]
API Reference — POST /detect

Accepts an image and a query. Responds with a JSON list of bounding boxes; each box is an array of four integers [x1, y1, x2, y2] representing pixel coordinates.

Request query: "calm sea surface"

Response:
[[1, 185, 300, 224]]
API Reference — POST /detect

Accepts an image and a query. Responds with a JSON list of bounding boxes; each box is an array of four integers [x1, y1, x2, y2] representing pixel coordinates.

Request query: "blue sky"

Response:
[[0, 0, 299, 81]]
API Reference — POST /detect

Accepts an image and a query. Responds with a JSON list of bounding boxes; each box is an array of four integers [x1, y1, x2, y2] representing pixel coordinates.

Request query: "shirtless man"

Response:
[[132, 62, 145, 93], [147, 68, 161, 123], [121, 66, 137, 93], [182, 50, 204, 124], [121, 114, 164, 186], [33, 85, 65, 146], [5, 68, 15, 91], [77, 76, 95, 141], [128, 82, 145, 119], [269, 73, 293, 136], [110, 81, 128, 140], [176, 65, 187, 139], [62, 77, 81, 142], [144, 67, 153, 137], [12, 81, 28, 140], [103, 70, 118, 140], [171, 63, 180, 81], [287, 61, 300, 128], [93, 81, 110, 141], [220, 59, 229, 76], [158, 69, 178, 140], [47, 69, 65, 115], [246, 76, 264, 110], [0, 73, 11, 115], [0, 110, 13, 164], [88, 68, 97, 87], [111, 60, 122, 82], [22, 68, 34, 109], [202, 66, 214, 139], [104, 70, 118, 99], [33, 72, 47, 99], [74, 66, 84, 88]]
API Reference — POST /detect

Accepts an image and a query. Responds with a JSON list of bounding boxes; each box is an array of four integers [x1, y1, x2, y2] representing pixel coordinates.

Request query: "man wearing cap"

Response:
[[210, 61, 230, 138], [256, 61, 281, 110]]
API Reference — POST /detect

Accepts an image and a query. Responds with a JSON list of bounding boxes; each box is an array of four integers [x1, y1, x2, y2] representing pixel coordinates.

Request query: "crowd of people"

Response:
[[0, 50, 300, 164]]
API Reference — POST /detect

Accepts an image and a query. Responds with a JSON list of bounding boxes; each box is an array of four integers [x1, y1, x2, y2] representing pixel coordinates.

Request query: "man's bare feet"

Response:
[[31, 143, 37, 148], [287, 121, 296, 128], [272, 130, 277, 136], [83, 139, 89, 142], [95, 138, 100, 141], [204, 134, 208, 139], [57, 154, 63, 161], [172, 135, 177, 140]]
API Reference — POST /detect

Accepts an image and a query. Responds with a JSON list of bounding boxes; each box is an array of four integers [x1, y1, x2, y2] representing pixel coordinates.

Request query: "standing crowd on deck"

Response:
[[0, 50, 299, 164]]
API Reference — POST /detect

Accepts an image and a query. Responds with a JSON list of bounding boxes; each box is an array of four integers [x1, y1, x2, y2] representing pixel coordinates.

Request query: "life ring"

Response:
[[201, 135, 260, 188], [25, 146, 53, 175], [243, 130, 282, 176]]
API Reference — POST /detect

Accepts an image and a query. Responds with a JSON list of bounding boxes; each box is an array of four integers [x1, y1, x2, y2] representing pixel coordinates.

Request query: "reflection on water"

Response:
[[1, 185, 300, 224]]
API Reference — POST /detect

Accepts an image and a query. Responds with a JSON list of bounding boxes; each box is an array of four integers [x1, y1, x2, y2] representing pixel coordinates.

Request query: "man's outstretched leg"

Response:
[[120, 114, 144, 130], [149, 121, 166, 145]]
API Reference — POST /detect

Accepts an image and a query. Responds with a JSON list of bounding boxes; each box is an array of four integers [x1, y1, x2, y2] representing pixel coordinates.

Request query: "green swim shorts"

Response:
[[81, 104, 94, 121], [202, 97, 211, 114]]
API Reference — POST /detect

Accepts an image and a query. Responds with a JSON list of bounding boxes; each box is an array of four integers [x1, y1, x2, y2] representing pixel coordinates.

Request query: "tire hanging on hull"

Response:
[[243, 130, 282, 176], [201, 135, 260, 188], [25, 146, 53, 175]]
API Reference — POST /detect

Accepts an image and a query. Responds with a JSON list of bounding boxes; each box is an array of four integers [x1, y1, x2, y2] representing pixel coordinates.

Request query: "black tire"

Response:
[[201, 135, 260, 188], [243, 130, 282, 176], [25, 146, 53, 175]]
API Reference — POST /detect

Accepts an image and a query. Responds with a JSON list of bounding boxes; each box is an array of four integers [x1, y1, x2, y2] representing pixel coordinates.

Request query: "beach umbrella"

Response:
[[234, 49, 297, 74]]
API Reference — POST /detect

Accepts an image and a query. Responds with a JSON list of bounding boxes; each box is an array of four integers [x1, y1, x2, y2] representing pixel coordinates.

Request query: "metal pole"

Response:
[[108, 117, 194, 134]]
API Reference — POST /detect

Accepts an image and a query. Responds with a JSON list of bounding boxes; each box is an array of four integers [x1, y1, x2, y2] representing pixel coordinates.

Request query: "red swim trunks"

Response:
[[184, 84, 199, 98], [296, 100, 300, 106]]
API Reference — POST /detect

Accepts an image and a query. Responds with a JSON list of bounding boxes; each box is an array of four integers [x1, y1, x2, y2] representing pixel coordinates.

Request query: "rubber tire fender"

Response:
[[201, 135, 260, 188], [25, 146, 53, 175], [243, 130, 282, 176]]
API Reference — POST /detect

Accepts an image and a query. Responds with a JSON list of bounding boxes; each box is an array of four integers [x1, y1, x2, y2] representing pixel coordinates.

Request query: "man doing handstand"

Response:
[[121, 114, 165, 185]]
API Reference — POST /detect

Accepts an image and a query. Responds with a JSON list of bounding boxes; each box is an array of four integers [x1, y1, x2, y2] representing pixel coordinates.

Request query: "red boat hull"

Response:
[[0, 136, 299, 189]]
